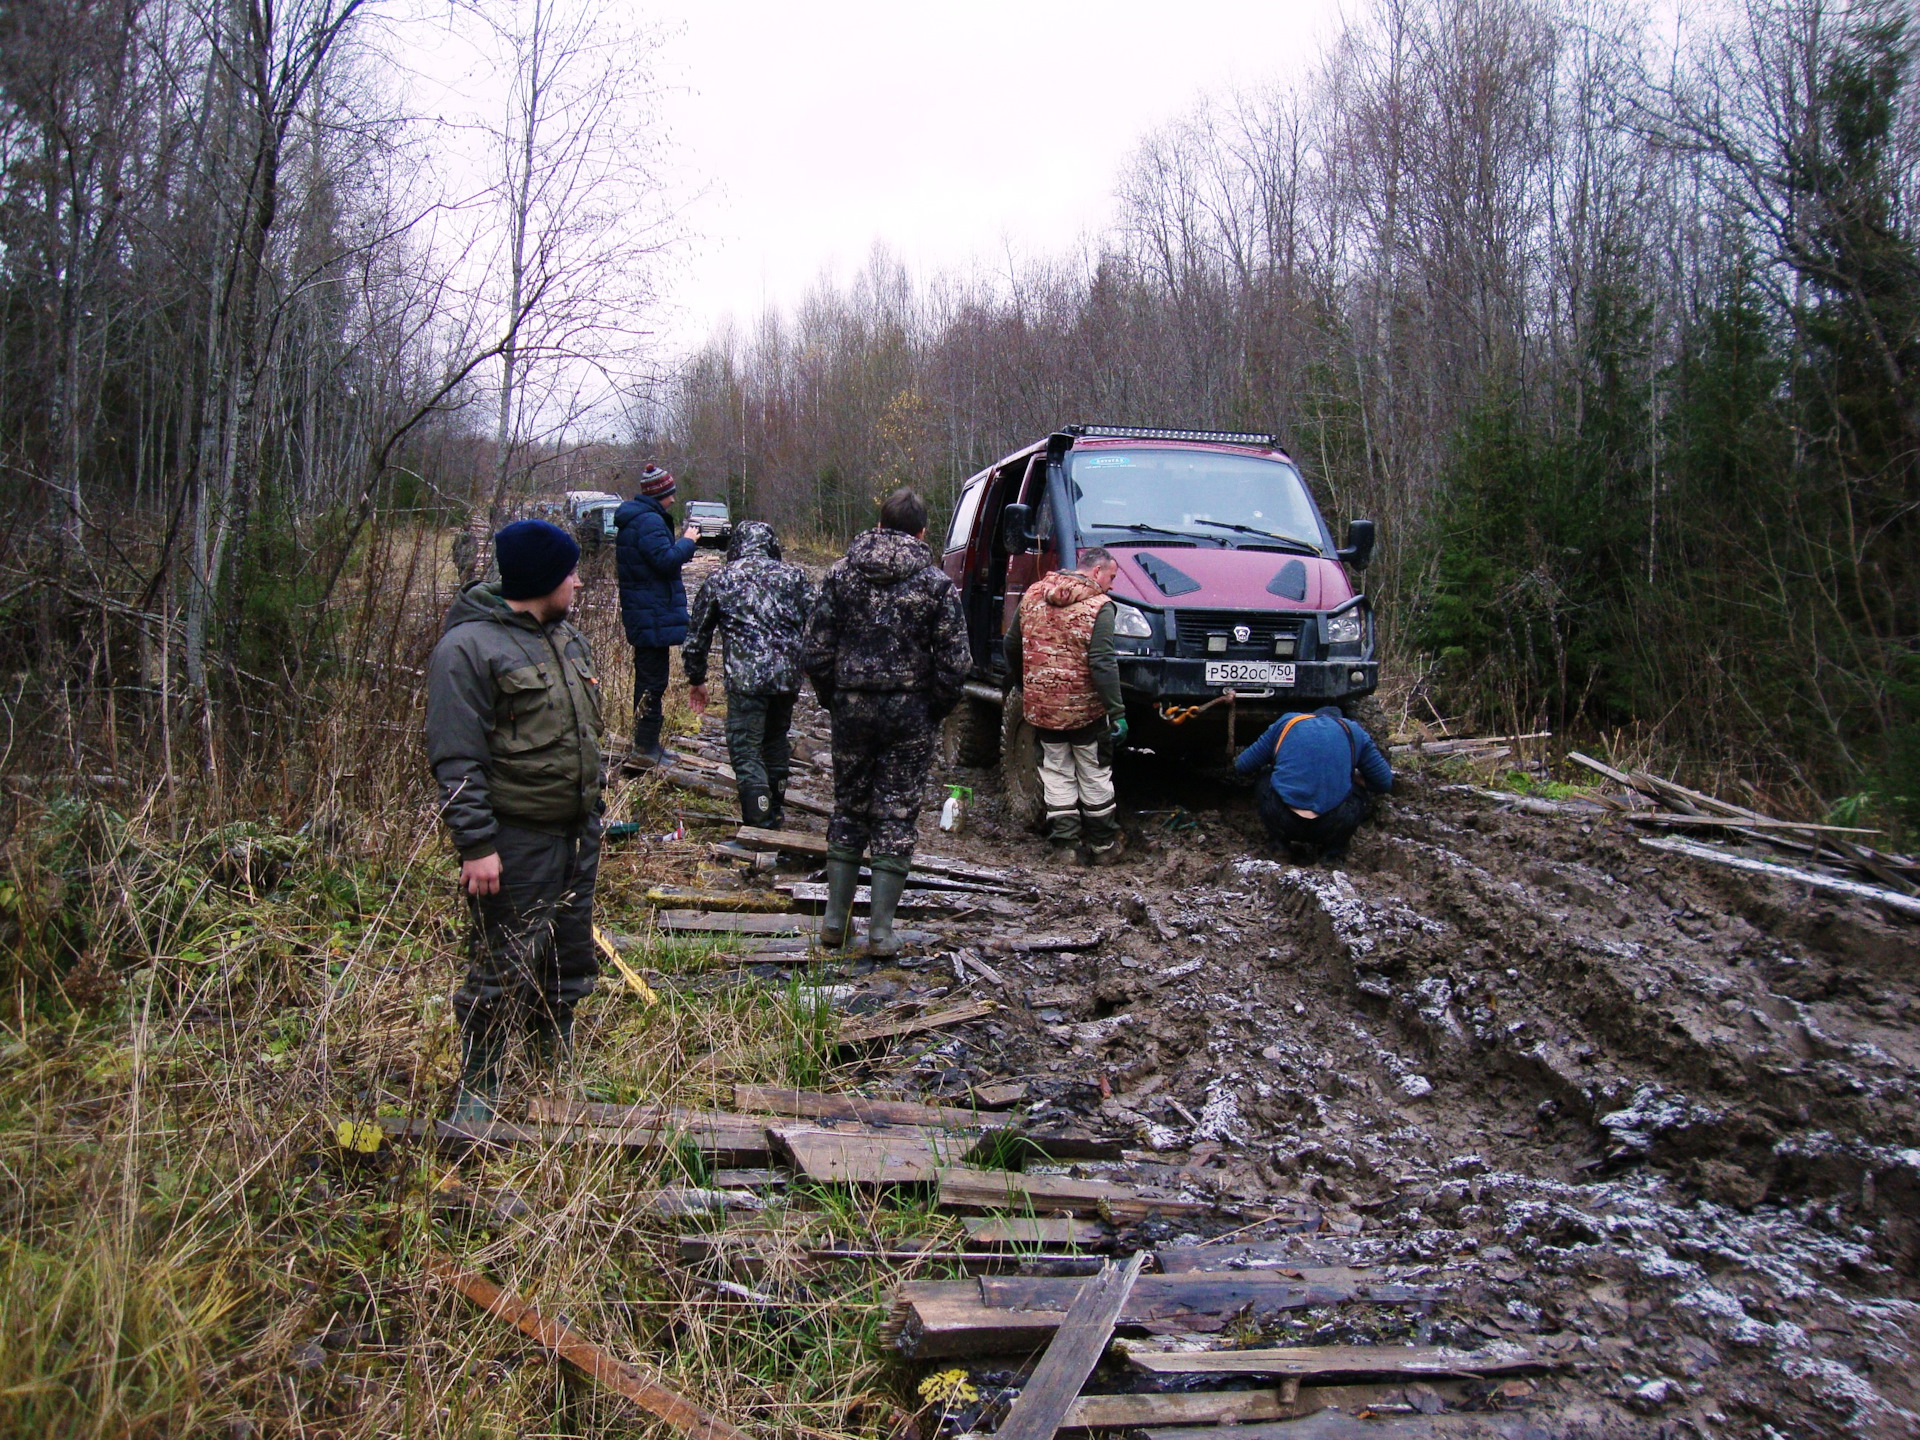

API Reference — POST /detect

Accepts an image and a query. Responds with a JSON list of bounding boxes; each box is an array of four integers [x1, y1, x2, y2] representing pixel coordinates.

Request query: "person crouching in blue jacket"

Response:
[[614, 465, 702, 768], [1234, 705, 1393, 863]]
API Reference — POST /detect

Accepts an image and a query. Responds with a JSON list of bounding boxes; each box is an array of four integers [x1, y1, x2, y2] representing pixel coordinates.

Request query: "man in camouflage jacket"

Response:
[[426, 520, 604, 1123], [682, 521, 816, 828], [1004, 546, 1127, 862], [802, 488, 971, 957]]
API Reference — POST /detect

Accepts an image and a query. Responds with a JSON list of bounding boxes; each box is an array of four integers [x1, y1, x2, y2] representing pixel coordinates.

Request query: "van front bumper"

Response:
[[1118, 657, 1378, 705]]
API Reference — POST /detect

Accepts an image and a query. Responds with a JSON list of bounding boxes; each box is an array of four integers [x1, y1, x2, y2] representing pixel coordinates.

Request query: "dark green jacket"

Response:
[[426, 582, 605, 859], [1003, 600, 1124, 723]]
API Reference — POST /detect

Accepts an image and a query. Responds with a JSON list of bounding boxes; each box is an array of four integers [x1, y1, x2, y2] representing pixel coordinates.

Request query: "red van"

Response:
[[939, 425, 1377, 815]]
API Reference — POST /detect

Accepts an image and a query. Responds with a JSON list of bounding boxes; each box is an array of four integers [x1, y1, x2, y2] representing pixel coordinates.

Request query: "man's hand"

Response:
[[1111, 715, 1129, 744], [461, 852, 502, 896], [683, 523, 702, 542], [688, 683, 709, 714]]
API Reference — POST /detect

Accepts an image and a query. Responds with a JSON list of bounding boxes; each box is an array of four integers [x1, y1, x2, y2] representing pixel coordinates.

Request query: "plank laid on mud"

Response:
[[525, 1099, 779, 1166], [733, 826, 1020, 884], [1139, 1413, 1561, 1440], [1062, 1388, 1303, 1429], [732, 1083, 1009, 1129], [888, 1274, 1438, 1357], [1638, 836, 1920, 917], [769, 1124, 973, 1185], [659, 910, 812, 935], [379, 1117, 662, 1151], [962, 1215, 1107, 1247], [936, 1165, 1207, 1222], [644, 887, 794, 912], [778, 881, 992, 915], [1125, 1342, 1563, 1379], [994, 1253, 1145, 1440], [424, 1250, 750, 1440], [836, 998, 998, 1045]]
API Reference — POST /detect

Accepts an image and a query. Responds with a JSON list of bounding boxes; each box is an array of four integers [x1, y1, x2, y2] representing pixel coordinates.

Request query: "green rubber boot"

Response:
[[529, 1005, 575, 1072], [860, 861, 911, 960], [820, 854, 862, 950], [450, 1019, 505, 1127]]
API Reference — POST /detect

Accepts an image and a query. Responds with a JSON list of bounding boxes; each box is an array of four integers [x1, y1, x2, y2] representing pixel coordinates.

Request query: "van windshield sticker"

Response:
[[1084, 455, 1131, 467]]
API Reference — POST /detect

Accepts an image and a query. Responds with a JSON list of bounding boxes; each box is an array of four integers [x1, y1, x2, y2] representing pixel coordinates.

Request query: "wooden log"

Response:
[[937, 1166, 1206, 1223], [1062, 1389, 1301, 1429], [837, 999, 999, 1046], [962, 1216, 1106, 1248], [994, 1254, 1145, 1440], [1638, 836, 1920, 918], [732, 1084, 1007, 1129], [1125, 1342, 1561, 1379], [424, 1251, 749, 1440]]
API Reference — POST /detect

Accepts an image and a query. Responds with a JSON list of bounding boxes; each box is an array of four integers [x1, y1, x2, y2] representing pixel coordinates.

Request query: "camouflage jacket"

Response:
[[802, 528, 971, 710], [682, 522, 816, 696], [425, 583, 605, 858], [1006, 569, 1121, 731]]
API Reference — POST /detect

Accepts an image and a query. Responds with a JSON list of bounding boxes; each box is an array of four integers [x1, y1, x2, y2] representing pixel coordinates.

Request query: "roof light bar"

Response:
[[1067, 423, 1276, 447]]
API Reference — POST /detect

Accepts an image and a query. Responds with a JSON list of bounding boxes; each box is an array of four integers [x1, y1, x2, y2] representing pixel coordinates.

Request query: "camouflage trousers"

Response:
[[826, 690, 933, 861], [455, 821, 600, 1037]]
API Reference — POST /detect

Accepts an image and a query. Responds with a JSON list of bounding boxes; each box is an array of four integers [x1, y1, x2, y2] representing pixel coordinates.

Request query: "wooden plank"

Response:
[[379, 1117, 664, 1152], [994, 1253, 1146, 1440], [525, 1100, 777, 1165], [1565, 750, 1639, 790], [984, 933, 1104, 954], [424, 1251, 749, 1440], [962, 1216, 1106, 1247], [1126, 1343, 1561, 1379], [734, 826, 1019, 884], [979, 1273, 1436, 1320], [1063, 1389, 1300, 1429], [937, 1166, 1207, 1222], [645, 887, 795, 912], [770, 1124, 972, 1185], [1139, 1414, 1559, 1440], [778, 882, 982, 914], [1639, 836, 1920, 918], [733, 1084, 1004, 1129], [892, 1280, 1055, 1356], [837, 998, 998, 1046], [660, 910, 811, 935]]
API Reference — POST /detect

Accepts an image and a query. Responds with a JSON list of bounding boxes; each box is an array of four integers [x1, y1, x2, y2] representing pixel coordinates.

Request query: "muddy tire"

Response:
[[940, 692, 1002, 768], [1339, 692, 1389, 744], [999, 689, 1047, 831]]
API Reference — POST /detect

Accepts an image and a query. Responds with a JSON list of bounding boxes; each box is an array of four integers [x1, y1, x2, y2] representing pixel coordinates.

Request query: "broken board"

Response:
[[769, 1124, 974, 1186], [1125, 1342, 1562, 1380], [836, 999, 998, 1046], [526, 1100, 781, 1166], [962, 1216, 1107, 1248], [733, 1084, 1008, 1129], [993, 1254, 1145, 1440], [936, 1165, 1207, 1222], [1063, 1389, 1303, 1429], [733, 826, 1018, 885]]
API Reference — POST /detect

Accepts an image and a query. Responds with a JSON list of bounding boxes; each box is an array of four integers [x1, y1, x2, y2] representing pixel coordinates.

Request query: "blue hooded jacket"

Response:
[[1235, 706, 1394, 815], [614, 494, 698, 647]]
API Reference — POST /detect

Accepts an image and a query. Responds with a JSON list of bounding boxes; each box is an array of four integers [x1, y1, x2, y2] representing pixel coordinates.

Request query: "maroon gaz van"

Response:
[[939, 425, 1377, 816]]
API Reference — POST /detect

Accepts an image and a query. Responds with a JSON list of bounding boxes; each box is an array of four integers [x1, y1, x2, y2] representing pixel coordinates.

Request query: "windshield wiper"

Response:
[[1095, 523, 1192, 540], [1191, 520, 1321, 554]]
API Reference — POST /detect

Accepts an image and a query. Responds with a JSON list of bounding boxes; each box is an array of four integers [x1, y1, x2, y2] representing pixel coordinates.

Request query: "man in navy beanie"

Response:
[[425, 519, 605, 1122], [614, 466, 702, 767]]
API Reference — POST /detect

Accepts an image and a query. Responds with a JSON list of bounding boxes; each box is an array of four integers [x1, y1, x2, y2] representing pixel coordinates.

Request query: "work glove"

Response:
[[1110, 715, 1129, 745]]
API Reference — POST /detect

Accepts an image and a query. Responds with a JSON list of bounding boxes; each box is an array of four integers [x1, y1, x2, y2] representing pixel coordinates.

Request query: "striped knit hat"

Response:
[[638, 465, 675, 498]]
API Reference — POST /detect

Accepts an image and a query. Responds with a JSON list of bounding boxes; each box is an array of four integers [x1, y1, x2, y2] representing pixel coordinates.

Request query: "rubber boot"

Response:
[[738, 785, 774, 830], [765, 783, 787, 830], [819, 854, 862, 950], [626, 714, 677, 771], [860, 861, 910, 960], [450, 1018, 505, 1127], [529, 1005, 575, 1072]]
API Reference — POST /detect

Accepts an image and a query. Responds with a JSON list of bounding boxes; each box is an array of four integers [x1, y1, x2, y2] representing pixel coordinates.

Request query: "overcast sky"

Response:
[[645, 0, 1344, 348]]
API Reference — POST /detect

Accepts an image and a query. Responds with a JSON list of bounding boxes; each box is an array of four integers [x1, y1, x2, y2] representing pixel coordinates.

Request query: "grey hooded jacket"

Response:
[[682, 522, 817, 697], [425, 582, 605, 859]]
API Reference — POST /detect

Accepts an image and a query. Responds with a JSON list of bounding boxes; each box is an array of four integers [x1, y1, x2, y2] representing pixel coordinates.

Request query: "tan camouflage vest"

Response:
[[1019, 570, 1110, 731]]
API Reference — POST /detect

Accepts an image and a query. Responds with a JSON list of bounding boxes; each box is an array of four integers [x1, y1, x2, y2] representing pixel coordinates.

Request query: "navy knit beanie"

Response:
[[495, 519, 580, 600]]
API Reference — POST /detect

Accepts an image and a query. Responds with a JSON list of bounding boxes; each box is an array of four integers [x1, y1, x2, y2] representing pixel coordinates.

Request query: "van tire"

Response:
[[999, 690, 1047, 831], [940, 692, 1002, 768], [1338, 693, 1388, 744]]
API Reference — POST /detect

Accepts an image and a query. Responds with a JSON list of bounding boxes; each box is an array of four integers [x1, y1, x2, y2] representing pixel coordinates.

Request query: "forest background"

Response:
[[3, 0, 1918, 836]]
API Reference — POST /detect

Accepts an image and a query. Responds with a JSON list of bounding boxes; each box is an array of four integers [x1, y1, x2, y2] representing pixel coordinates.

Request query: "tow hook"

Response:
[[1157, 691, 1245, 757]]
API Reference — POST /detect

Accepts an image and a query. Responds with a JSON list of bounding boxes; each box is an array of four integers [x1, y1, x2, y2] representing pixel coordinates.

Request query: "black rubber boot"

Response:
[[529, 1005, 575, 1072], [738, 786, 774, 829], [860, 861, 910, 959], [765, 784, 787, 830], [820, 854, 862, 950], [450, 1018, 505, 1126], [626, 715, 677, 770]]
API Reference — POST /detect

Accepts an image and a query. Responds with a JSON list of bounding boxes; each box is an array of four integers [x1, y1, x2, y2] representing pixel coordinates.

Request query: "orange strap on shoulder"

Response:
[[1273, 713, 1311, 753]]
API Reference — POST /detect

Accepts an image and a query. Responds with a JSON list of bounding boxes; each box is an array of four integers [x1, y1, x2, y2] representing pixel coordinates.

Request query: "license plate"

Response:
[[1205, 661, 1295, 686]]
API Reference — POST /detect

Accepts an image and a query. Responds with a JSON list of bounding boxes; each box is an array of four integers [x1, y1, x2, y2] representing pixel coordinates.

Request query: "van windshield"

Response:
[[1068, 448, 1323, 551]]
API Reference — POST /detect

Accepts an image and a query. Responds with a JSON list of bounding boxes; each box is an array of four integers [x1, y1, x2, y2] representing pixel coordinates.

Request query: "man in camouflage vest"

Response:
[[683, 521, 816, 829], [803, 488, 971, 957], [1005, 546, 1127, 864]]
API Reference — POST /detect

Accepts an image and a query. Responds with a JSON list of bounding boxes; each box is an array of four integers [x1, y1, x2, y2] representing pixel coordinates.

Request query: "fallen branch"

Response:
[[423, 1250, 750, 1440], [837, 998, 998, 1046]]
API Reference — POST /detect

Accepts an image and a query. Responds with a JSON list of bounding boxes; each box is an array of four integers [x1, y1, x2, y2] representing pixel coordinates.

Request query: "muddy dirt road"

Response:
[[698, 689, 1920, 1438]]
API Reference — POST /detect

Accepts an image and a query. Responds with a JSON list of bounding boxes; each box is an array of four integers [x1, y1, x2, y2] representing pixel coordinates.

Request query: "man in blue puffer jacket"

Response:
[[614, 465, 701, 767], [1235, 705, 1393, 863]]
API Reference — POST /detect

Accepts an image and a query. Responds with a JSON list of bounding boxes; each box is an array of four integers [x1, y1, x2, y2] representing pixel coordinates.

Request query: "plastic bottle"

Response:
[[939, 784, 972, 834]]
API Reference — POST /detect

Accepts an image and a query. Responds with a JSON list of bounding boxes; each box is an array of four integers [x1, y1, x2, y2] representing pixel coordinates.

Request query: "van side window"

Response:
[[946, 479, 986, 553]]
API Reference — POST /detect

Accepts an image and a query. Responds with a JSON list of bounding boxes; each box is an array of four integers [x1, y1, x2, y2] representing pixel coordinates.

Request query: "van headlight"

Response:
[[1112, 605, 1154, 639], [1325, 612, 1364, 646]]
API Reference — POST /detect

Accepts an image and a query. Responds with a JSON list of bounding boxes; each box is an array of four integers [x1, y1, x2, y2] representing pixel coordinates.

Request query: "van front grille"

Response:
[[1172, 610, 1306, 658]]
